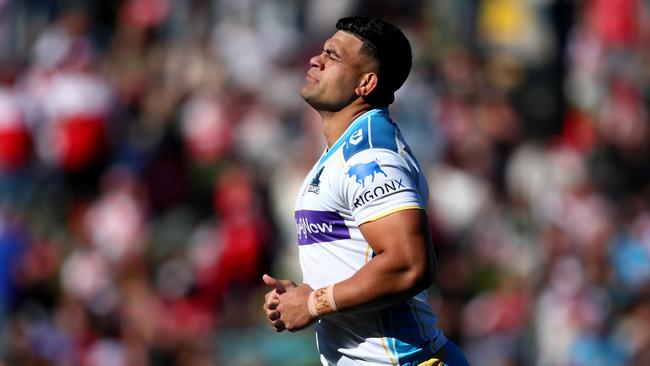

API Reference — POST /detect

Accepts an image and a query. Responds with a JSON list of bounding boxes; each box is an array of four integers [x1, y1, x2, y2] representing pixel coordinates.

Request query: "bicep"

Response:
[[359, 208, 435, 276], [331, 208, 436, 311]]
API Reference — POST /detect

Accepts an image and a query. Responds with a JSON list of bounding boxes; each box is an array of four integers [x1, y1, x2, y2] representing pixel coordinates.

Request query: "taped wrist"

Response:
[[308, 284, 338, 318]]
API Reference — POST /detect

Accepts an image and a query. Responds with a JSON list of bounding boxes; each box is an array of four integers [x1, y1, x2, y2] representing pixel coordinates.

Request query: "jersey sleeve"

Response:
[[339, 149, 425, 225]]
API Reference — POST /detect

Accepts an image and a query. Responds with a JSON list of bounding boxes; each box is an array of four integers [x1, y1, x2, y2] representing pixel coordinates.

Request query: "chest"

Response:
[[295, 155, 347, 214]]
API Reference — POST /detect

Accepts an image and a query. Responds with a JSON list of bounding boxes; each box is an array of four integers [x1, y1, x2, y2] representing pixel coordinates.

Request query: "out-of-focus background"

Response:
[[0, 0, 649, 365]]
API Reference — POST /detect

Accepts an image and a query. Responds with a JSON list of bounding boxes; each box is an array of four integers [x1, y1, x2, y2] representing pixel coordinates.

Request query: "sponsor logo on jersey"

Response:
[[349, 129, 363, 145], [352, 178, 405, 208], [307, 166, 325, 194], [345, 160, 387, 188], [295, 210, 351, 245]]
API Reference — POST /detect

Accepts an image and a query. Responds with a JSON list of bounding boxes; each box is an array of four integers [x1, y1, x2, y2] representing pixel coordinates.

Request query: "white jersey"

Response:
[[295, 108, 447, 366]]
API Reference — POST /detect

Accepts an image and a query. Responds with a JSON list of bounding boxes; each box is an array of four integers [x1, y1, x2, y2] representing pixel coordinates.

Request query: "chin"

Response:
[[299, 90, 320, 106]]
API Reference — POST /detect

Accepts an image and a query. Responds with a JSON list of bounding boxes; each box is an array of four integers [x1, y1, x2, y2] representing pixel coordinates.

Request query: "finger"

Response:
[[263, 274, 287, 294], [267, 298, 278, 310], [277, 278, 298, 291], [262, 301, 278, 317], [262, 274, 276, 286], [270, 319, 285, 332], [264, 309, 277, 321], [268, 310, 280, 321], [264, 290, 279, 305], [264, 290, 279, 304]]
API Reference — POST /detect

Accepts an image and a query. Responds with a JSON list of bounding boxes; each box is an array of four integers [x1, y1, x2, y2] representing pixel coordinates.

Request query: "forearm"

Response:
[[307, 209, 437, 318], [331, 250, 433, 313]]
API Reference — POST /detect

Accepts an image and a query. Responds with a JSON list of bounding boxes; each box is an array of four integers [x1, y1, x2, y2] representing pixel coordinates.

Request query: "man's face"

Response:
[[299, 31, 375, 112]]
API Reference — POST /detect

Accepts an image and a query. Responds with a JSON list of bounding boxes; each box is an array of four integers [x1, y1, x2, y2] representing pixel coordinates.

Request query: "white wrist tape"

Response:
[[308, 284, 337, 318]]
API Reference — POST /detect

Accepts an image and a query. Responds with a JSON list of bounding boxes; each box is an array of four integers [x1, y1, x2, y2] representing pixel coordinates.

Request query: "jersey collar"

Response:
[[317, 108, 388, 169]]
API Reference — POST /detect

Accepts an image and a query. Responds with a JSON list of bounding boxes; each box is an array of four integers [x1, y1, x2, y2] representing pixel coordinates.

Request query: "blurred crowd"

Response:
[[0, 0, 649, 365]]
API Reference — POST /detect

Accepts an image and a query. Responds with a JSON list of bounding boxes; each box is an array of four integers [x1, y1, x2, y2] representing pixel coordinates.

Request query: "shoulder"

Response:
[[342, 108, 402, 162]]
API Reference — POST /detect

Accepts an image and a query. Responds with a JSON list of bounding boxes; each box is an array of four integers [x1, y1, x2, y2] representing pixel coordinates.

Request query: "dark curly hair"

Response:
[[335, 16, 412, 106]]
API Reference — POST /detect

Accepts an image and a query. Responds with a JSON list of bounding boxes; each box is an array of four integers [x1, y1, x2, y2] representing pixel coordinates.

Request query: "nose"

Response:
[[309, 54, 324, 70]]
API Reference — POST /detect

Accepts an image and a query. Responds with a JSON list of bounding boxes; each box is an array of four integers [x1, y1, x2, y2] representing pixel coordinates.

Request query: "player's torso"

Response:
[[295, 148, 369, 289], [292, 108, 447, 365], [293, 108, 425, 289]]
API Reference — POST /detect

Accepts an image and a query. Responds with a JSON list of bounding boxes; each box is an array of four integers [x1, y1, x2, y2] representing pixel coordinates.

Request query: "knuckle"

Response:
[[272, 322, 285, 332]]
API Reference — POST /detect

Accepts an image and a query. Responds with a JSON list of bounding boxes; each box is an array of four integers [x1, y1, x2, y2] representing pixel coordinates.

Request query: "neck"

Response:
[[320, 101, 378, 148]]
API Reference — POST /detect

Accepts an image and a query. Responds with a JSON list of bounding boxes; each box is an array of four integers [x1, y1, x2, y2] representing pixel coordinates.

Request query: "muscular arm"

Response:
[[272, 208, 437, 331], [334, 208, 437, 312]]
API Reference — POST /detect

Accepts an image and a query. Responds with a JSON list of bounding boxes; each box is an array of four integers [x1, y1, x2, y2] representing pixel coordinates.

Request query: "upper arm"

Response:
[[338, 144, 434, 289], [359, 208, 436, 288], [340, 149, 425, 224]]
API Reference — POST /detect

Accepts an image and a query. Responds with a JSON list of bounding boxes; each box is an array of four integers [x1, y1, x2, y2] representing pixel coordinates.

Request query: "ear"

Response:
[[355, 72, 378, 98]]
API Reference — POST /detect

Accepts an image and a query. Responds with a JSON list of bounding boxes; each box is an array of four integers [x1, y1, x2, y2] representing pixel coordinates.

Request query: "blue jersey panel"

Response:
[[343, 108, 400, 161]]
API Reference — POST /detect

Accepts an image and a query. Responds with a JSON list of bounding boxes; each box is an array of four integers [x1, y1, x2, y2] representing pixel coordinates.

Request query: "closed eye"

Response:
[[323, 48, 342, 62]]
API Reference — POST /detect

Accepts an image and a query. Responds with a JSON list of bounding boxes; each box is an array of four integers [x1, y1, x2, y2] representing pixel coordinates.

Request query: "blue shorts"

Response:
[[418, 341, 470, 366]]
